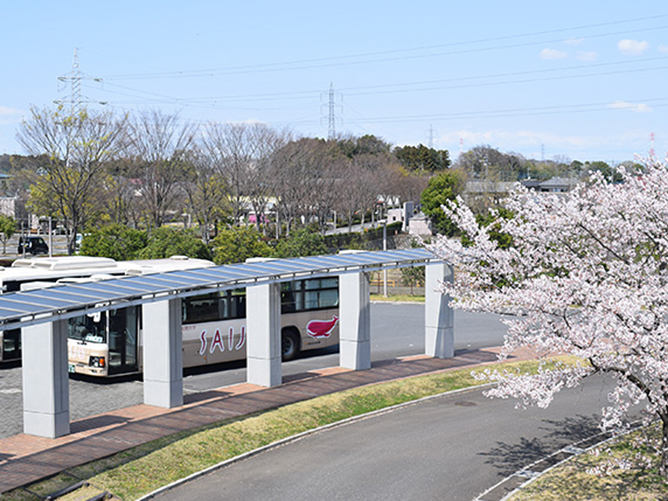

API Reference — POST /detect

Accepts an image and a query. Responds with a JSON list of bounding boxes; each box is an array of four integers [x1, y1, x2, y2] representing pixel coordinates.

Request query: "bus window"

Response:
[[281, 277, 339, 313], [227, 290, 246, 319], [183, 293, 220, 324], [318, 288, 338, 308], [1, 329, 21, 361], [183, 289, 247, 325], [281, 283, 296, 313]]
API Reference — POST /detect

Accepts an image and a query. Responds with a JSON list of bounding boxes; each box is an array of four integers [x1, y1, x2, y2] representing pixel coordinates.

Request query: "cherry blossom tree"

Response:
[[427, 158, 668, 475]]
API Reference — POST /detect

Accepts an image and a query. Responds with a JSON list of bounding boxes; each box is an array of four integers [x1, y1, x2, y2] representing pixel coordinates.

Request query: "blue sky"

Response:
[[1, 1, 667, 163]]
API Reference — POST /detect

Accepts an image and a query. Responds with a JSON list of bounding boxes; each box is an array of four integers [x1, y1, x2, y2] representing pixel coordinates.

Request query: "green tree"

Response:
[[455, 145, 526, 181], [272, 228, 327, 258], [211, 226, 272, 264], [394, 144, 450, 172], [585, 160, 623, 183], [465, 207, 514, 250], [337, 134, 392, 159], [0, 215, 16, 255], [401, 266, 425, 294], [138, 226, 212, 260], [79, 224, 148, 261], [420, 170, 466, 236]]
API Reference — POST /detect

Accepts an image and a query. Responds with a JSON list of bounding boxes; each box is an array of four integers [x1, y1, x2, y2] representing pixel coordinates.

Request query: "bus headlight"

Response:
[[89, 356, 105, 368]]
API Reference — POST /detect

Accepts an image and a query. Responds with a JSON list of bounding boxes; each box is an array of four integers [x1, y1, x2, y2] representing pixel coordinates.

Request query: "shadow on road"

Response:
[[480, 413, 601, 476]]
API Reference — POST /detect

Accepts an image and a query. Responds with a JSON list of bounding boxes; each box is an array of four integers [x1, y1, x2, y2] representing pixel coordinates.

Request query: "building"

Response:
[[521, 177, 576, 193]]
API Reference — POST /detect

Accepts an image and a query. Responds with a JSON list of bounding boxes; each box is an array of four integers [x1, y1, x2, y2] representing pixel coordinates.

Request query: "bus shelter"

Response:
[[0, 249, 452, 438]]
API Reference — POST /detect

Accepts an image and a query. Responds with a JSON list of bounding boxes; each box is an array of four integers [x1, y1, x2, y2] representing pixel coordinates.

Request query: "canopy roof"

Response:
[[0, 249, 437, 329]]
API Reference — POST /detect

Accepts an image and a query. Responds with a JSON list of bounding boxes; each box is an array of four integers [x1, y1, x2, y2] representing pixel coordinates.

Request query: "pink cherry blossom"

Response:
[[427, 157, 668, 476]]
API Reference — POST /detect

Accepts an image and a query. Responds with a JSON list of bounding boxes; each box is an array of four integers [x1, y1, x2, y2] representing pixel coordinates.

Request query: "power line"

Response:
[[286, 97, 668, 127], [98, 15, 668, 81], [83, 56, 668, 111]]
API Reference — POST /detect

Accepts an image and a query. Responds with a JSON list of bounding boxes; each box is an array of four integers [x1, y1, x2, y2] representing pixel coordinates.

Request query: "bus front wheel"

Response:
[[281, 329, 300, 361]]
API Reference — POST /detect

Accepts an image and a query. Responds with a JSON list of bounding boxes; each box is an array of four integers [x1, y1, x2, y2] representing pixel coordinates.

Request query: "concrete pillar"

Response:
[[142, 298, 183, 408], [339, 272, 371, 370], [246, 283, 282, 387], [425, 262, 455, 358], [22, 319, 70, 438]]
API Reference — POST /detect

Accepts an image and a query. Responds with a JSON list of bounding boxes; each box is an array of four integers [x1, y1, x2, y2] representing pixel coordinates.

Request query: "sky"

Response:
[[1, 1, 667, 164]]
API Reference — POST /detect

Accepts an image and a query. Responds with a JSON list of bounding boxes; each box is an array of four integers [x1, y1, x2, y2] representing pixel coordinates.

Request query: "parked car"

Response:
[[18, 236, 49, 255]]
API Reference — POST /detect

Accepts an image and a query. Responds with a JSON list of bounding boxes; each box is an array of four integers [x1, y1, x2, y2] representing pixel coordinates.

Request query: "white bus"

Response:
[[0, 255, 214, 363], [66, 264, 340, 377], [0, 256, 144, 363]]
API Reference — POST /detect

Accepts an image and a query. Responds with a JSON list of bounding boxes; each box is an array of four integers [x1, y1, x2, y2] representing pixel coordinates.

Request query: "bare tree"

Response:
[[202, 122, 290, 232], [17, 105, 126, 253], [381, 163, 429, 209], [272, 138, 337, 235], [182, 148, 230, 243], [124, 110, 197, 230]]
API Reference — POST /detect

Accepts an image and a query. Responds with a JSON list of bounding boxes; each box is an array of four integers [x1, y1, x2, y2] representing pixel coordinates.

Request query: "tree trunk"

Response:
[[661, 415, 668, 478]]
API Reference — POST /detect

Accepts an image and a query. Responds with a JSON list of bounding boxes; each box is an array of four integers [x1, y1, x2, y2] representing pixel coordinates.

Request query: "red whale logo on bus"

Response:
[[306, 316, 339, 339]]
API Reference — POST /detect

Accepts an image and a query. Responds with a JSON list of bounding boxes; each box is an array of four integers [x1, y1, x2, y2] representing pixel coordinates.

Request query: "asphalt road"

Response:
[[154, 374, 628, 501], [0, 304, 509, 439], [181, 304, 509, 393]]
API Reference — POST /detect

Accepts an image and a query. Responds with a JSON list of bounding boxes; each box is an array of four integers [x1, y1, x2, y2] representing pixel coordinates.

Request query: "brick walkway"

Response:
[[0, 347, 534, 495]]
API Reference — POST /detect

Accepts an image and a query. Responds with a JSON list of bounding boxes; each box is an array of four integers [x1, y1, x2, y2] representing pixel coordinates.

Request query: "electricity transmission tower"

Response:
[[55, 48, 105, 116], [328, 82, 336, 140], [322, 82, 342, 140]]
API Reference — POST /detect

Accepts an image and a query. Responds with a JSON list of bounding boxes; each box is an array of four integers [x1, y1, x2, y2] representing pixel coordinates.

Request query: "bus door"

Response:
[[108, 306, 139, 375]]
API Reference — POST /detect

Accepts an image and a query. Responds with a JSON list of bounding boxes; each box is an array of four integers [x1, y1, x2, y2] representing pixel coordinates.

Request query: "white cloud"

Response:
[[576, 51, 597, 62], [565, 37, 585, 46], [618, 39, 649, 56], [0, 106, 21, 116], [658, 44, 668, 53], [607, 100, 652, 113], [540, 48, 568, 60], [0, 106, 22, 125]]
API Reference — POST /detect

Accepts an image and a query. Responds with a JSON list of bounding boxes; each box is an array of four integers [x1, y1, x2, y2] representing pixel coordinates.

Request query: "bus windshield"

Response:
[[68, 312, 107, 344]]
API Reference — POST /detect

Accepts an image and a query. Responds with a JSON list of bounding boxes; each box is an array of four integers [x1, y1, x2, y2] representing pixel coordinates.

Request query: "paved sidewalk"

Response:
[[0, 347, 533, 495]]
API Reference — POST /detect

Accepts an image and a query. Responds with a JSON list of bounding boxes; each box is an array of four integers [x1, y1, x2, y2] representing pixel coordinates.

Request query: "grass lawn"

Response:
[[370, 293, 424, 302]]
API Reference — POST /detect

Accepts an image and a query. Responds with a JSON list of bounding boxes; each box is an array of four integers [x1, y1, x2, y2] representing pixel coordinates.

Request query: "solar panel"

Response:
[[0, 249, 436, 329]]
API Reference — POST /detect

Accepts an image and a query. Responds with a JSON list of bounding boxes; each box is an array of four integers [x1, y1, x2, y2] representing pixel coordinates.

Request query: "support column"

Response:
[[143, 298, 183, 408], [425, 262, 454, 358], [246, 283, 282, 387], [339, 272, 371, 370], [22, 319, 70, 438]]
